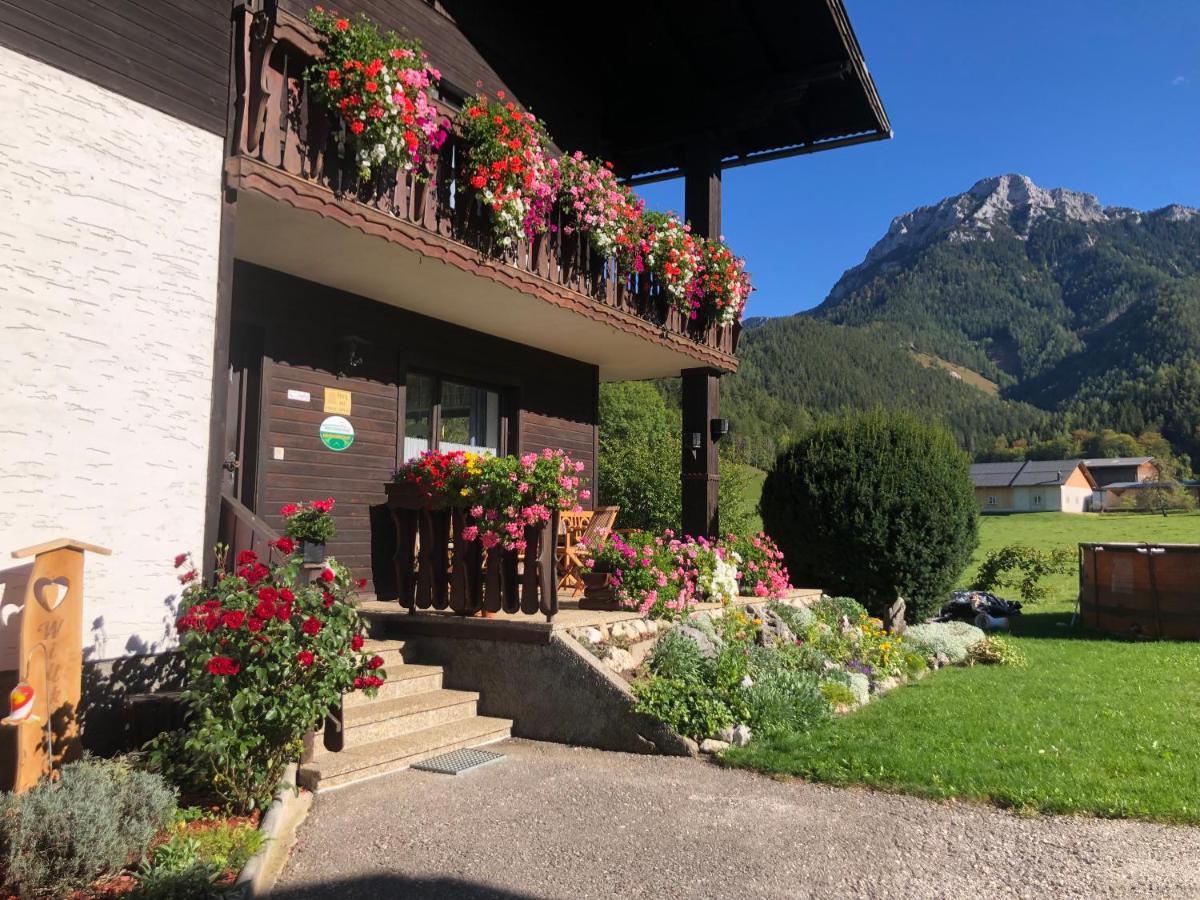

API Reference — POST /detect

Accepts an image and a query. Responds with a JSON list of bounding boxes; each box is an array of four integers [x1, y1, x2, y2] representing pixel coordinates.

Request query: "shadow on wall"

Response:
[[79, 652, 189, 757], [271, 876, 538, 899]]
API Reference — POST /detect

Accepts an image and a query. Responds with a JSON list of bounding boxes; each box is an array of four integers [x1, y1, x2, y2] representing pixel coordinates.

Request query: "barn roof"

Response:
[[1082, 457, 1153, 468], [970, 459, 1095, 489]]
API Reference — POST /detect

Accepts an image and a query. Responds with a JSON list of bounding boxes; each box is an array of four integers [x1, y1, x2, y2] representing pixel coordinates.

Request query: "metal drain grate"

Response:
[[412, 747, 506, 775]]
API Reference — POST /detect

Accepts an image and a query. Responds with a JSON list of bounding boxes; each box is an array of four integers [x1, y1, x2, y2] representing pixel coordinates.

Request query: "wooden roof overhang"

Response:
[[433, 0, 892, 182]]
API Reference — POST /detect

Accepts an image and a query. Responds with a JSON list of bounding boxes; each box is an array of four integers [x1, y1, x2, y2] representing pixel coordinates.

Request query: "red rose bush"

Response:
[[150, 548, 381, 812]]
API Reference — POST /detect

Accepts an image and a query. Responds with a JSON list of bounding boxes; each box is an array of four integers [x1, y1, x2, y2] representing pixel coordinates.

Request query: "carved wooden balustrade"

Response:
[[229, 6, 739, 360], [384, 482, 559, 621]]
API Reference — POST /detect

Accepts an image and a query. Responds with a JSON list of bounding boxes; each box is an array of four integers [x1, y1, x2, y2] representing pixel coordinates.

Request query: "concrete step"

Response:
[[343, 663, 443, 708], [360, 638, 406, 669], [330, 689, 479, 749], [298, 716, 512, 791]]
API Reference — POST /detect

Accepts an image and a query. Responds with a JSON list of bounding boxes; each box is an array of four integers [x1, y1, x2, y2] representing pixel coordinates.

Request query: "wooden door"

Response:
[[223, 327, 264, 508]]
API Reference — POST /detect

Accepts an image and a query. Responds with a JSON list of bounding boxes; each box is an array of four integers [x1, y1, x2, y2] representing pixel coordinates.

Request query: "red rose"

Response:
[[355, 578, 368, 589], [281, 503, 298, 517], [236, 549, 257, 566], [179, 569, 197, 584], [206, 656, 239, 677], [258, 586, 277, 603], [247, 616, 264, 633], [302, 616, 322, 636], [353, 676, 364, 690], [221, 610, 246, 630], [368, 654, 384, 670], [335, 17, 349, 31], [297, 650, 314, 668], [253, 599, 275, 620], [351, 634, 364, 651], [173, 552, 189, 568], [279, 588, 295, 602], [276, 603, 293, 623], [321, 568, 335, 584]]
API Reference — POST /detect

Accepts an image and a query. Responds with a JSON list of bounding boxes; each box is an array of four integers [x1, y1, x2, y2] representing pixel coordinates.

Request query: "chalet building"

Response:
[[971, 460, 1097, 514], [0, 1, 889, 768], [1082, 457, 1160, 487]]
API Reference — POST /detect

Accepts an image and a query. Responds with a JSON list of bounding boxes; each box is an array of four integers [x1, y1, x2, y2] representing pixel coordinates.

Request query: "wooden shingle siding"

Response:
[[0, 0, 231, 134]]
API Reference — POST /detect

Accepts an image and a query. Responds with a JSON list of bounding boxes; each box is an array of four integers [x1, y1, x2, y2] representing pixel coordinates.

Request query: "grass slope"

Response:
[[725, 512, 1200, 823]]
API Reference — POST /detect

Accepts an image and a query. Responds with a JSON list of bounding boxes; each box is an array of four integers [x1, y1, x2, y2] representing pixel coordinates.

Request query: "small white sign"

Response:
[[274, 446, 286, 460], [287, 389, 311, 403]]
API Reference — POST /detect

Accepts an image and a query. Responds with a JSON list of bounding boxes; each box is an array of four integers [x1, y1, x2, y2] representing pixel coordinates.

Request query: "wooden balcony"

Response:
[[226, 7, 739, 375]]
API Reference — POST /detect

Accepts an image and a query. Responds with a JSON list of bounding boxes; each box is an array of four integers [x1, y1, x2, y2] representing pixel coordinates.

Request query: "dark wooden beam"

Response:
[[681, 367, 721, 538], [684, 134, 721, 238]]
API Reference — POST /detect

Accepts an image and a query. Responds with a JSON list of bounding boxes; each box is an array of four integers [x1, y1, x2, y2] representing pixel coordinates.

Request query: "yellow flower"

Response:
[[753, 617, 762, 625], [460, 488, 469, 496]]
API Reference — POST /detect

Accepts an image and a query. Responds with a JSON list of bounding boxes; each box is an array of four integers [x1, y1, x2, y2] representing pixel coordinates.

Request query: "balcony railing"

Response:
[[230, 7, 738, 360]]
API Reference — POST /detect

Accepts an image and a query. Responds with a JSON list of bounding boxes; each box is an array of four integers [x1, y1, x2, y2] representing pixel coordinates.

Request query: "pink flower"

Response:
[[461, 525, 479, 541]]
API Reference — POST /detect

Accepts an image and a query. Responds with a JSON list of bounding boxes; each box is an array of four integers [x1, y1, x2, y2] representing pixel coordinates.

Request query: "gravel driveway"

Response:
[[273, 739, 1200, 899]]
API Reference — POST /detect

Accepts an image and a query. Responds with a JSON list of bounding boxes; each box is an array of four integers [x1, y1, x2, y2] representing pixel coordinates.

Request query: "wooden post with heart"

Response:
[[5, 538, 110, 794]]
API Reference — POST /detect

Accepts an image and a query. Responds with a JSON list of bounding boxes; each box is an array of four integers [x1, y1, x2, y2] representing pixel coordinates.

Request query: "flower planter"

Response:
[[579, 571, 618, 611], [301, 540, 326, 565]]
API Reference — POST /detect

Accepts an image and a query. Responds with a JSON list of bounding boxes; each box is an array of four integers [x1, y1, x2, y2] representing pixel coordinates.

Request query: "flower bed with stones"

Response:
[[578, 594, 1007, 755]]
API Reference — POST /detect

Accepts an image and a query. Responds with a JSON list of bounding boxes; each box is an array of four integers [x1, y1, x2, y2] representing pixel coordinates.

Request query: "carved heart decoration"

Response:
[[34, 577, 70, 612]]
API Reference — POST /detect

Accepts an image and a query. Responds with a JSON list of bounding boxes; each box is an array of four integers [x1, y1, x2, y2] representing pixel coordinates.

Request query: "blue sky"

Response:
[[639, 0, 1199, 318]]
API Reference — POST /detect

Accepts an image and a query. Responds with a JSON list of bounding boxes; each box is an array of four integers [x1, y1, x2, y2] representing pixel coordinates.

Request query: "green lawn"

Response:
[[725, 512, 1200, 823]]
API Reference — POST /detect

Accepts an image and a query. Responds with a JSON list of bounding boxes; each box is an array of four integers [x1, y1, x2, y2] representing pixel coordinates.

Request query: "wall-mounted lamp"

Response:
[[336, 335, 370, 376], [710, 418, 730, 441], [686, 432, 703, 450]]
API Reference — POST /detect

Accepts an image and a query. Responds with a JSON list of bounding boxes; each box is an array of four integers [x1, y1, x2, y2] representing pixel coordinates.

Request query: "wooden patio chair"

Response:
[[560, 505, 619, 595], [557, 510, 593, 590]]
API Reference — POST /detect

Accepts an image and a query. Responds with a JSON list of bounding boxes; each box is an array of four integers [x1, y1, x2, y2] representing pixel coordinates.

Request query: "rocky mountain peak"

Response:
[[827, 174, 1141, 302]]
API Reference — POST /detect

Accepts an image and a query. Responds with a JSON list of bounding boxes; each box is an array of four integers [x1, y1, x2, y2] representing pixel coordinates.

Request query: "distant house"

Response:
[[970, 460, 1097, 514], [1082, 457, 1159, 487]]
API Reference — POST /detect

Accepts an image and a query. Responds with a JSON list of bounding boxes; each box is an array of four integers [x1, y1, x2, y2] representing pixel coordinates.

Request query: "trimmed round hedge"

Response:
[[760, 409, 978, 622]]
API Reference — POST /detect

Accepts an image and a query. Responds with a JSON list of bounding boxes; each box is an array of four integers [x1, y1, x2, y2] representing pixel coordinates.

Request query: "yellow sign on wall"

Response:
[[324, 388, 352, 415]]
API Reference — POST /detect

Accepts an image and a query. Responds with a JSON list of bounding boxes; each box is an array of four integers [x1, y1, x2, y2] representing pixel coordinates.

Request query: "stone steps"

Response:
[[342, 663, 442, 708], [331, 688, 481, 748], [298, 715, 511, 791], [298, 638, 511, 791]]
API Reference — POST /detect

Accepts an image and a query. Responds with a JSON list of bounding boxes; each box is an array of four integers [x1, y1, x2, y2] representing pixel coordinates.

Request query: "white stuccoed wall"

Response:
[[0, 45, 224, 663]]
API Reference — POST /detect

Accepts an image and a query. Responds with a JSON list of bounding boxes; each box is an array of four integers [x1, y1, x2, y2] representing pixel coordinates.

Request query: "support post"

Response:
[[681, 368, 720, 538], [684, 134, 721, 239]]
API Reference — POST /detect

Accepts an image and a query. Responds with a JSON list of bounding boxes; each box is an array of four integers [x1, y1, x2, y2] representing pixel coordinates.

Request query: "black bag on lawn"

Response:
[[934, 590, 1022, 623]]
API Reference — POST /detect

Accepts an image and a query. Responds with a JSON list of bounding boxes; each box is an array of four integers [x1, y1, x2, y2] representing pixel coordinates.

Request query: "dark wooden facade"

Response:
[[229, 262, 598, 593], [0, 0, 232, 134]]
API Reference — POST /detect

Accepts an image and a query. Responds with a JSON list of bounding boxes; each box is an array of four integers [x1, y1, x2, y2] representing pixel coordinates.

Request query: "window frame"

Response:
[[401, 369, 509, 460]]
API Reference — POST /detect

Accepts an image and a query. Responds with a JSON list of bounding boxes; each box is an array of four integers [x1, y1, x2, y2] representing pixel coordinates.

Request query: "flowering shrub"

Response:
[[393, 448, 588, 553], [557, 151, 645, 259], [458, 91, 556, 246], [637, 211, 700, 307], [148, 550, 379, 812], [281, 497, 337, 544], [722, 532, 791, 598], [695, 238, 752, 326], [306, 8, 447, 181]]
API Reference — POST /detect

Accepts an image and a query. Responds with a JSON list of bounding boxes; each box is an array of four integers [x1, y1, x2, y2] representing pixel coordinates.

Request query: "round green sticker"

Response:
[[319, 415, 355, 452]]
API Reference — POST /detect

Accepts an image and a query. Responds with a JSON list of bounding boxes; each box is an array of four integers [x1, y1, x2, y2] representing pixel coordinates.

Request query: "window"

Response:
[[403, 372, 501, 461], [1033, 494, 1043, 506], [987, 495, 997, 506]]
